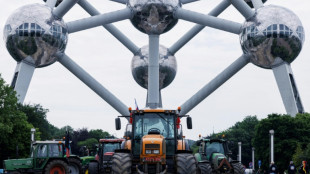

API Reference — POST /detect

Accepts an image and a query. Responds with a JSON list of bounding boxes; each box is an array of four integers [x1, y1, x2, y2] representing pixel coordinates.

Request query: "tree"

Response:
[[0, 74, 35, 167], [216, 116, 259, 167], [17, 103, 51, 140], [253, 113, 310, 173], [89, 129, 110, 141]]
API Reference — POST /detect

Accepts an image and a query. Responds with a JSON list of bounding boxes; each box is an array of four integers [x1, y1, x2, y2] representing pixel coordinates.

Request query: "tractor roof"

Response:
[[33, 140, 65, 144], [99, 139, 124, 143]]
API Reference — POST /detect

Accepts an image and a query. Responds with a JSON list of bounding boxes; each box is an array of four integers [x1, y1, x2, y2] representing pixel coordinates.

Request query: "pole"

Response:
[[270, 130, 274, 163], [30, 128, 36, 151], [252, 147, 255, 171], [238, 142, 242, 163]]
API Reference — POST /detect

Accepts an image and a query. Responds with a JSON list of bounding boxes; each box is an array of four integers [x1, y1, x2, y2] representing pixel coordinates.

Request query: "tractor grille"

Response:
[[145, 144, 160, 148]]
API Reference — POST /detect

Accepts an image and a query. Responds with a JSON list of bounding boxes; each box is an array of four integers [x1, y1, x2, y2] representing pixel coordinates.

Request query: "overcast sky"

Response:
[[0, 0, 309, 139]]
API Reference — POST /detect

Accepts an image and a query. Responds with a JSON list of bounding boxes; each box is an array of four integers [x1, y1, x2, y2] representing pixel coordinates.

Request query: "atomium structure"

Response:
[[3, 0, 305, 117]]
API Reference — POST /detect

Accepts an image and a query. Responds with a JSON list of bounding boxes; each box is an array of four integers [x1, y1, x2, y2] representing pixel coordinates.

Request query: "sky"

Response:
[[0, 0, 309, 139]]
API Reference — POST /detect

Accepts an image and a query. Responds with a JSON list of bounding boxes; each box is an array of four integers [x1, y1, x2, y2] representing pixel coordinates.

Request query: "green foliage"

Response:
[[77, 138, 98, 148], [17, 103, 51, 140], [253, 113, 310, 173], [89, 129, 110, 141], [216, 116, 259, 166], [0, 75, 35, 167]]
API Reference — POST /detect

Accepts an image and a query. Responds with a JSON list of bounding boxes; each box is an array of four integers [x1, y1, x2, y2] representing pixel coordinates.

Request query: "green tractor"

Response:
[[195, 138, 245, 174], [3, 140, 82, 174]]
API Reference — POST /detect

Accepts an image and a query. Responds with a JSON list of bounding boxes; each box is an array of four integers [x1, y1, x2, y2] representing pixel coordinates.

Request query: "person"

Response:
[[288, 161, 296, 174], [298, 161, 309, 174], [268, 162, 278, 174]]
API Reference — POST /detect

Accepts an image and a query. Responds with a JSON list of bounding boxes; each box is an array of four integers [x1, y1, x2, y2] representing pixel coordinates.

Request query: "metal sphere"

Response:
[[128, 0, 180, 35], [3, 3, 68, 68], [131, 45, 177, 89], [240, 5, 305, 69], [244, 0, 267, 8]]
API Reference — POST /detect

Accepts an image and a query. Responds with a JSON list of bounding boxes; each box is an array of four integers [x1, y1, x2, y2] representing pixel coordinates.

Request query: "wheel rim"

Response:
[[68, 163, 79, 174], [50, 165, 66, 174]]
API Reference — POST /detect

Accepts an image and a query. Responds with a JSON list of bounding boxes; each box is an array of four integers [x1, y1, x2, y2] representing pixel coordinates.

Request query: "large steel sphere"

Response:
[[244, 0, 267, 8], [3, 3, 68, 68], [240, 5, 305, 69], [131, 45, 177, 89], [128, 0, 180, 35]]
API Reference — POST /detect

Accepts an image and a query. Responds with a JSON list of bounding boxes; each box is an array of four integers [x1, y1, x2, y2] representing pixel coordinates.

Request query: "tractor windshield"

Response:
[[205, 141, 225, 159], [134, 113, 175, 139], [133, 113, 175, 156], [103, 143, 121, 154]]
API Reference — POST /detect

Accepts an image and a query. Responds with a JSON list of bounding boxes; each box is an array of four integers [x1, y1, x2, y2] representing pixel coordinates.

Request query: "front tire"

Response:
[[197, 162, 212, 174], [88, 162, 98, 174], [176, 153, 197, 174], [44, 160, 69, 174], [68, 158, 83, 174], [231, 163, 245, 174], [111, 153, 132, 174]]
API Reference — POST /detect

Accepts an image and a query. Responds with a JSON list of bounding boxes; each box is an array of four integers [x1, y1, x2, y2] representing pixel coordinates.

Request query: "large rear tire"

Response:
[[197, 162, 212, 174], [175, 153, 197, 174], [44, 159, 69, 174], [88, 162, 99, 174], [68, 158, 83, 174], [231, 163, 245, 174], [111, 153, 132, 174]]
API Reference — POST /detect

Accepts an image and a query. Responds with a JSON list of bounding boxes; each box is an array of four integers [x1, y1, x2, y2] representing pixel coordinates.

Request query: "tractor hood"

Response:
[[211, 153, 226, 168], [4, 158, 33, 171]]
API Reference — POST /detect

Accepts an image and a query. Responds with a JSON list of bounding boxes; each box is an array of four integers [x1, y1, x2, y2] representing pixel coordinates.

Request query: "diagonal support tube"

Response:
[[147, 35, 160, 109], [251, 0, 264, 10], [110, 0, 127, 4], [67, 8, 132, 34], [46, 0, 57, 8], [57, 53, 129, 116], [231, 0, 255, 20], [180, 0, 200, 5], [180, 54, 251, 115], [169, 0, 231, 54], [78, 0, 139, 54], [174, 8, 242, 35], [53, 0, 79, 19]]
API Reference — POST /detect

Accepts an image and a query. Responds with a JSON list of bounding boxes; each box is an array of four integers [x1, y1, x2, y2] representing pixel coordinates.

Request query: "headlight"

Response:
[[153, 150, 160, 154], [145, 150, 152, 154]]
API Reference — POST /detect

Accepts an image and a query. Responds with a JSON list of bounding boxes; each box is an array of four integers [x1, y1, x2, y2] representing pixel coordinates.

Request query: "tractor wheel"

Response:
[[197, 162, 212, 174], [231, 163, 245, 174], [68, 158, 83, 174], [111, 153, 132, 174], [175, 153, 197, 174], [44, 159, 69, 174], [88, 162, 98, 174]]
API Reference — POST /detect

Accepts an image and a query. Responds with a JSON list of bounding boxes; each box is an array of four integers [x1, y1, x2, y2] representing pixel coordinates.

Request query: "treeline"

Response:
[[194, 114, 310, 173], [0, 75, 111, 168]]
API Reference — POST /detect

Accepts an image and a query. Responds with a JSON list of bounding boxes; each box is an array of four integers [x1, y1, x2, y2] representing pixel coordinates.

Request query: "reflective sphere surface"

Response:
[[240, 5, 305, 69], [128, 0, 180, 35], [3, 3, 68, 68], [244, 0, 267, 8], [131, 45, 177, 89]]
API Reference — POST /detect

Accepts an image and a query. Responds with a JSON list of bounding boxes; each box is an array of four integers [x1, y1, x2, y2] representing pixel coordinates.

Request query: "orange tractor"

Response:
[[112, 107, 197, 174]]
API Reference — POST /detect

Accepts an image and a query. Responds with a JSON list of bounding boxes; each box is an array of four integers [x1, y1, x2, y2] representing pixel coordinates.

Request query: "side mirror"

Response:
[[187, 116, 192, 129], [115, 118, 121, 130]]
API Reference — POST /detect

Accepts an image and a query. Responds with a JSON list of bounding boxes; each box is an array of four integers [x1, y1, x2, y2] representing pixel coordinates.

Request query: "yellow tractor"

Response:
[[112, 107, 197, 174]]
